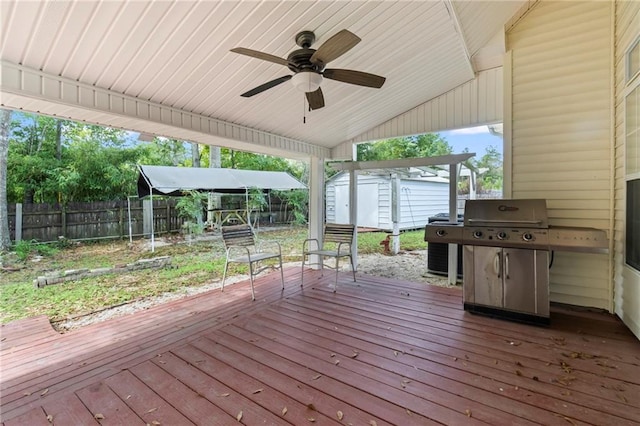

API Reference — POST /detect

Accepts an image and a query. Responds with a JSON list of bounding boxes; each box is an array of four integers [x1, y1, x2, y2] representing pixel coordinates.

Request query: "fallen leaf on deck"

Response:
[[46, 414, 53, 423], [146, 408, 157, 413], [219, 393, 230, 397], [151, 421, 161, 425], [393, 351, 398, 357], [616, 394, 628, 403], [337, 411, 344, 420], [312, 374, 322, 380], [334, 360, 340, 365], [516, 361, 523, 367], [126, 394, 132, 400], [554, 413, 577, 425], [40, 388, 49, 396], [236, 411, 243, 421], [350, 351, 359, 359], [308, 418, 316, 422], [516, 370, 523, 376], [465, 409, 472, 417], [406, 409, 412, 416], [252, 388, 263, 394], [330, 353, 336, 358], [94, 413, 105, 420], [307, 403, 316, 411], [282, 407, 288, 416], [23, 391, 32, 396], [532, 376, 539, 381], [369, 420, 378, 426]]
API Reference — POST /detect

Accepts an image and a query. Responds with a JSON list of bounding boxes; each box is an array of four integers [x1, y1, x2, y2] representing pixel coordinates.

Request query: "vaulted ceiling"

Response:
[[0, 1, 525, 157]]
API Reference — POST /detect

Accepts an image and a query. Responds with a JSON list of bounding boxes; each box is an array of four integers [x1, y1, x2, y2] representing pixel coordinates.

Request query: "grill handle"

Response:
[[494, 252, 501, 278], [467, 219, 544, 226]]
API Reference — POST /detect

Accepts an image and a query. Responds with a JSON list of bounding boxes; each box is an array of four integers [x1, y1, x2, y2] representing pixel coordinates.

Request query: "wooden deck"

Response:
[[1, 268, 639, 425]]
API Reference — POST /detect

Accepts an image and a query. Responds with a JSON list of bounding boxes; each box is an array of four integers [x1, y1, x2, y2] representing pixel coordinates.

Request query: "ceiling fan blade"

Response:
[[310, 29, 361, 65], [306, 87, 325, 110], [240, 75, 292, 97], [323, 68, 386, 88], [230, 47, 289, 67]]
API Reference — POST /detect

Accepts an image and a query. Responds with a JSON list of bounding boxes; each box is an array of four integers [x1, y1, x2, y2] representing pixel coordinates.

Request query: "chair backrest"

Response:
[[323, 223, 355, 245], [222, 224, 255, 248]]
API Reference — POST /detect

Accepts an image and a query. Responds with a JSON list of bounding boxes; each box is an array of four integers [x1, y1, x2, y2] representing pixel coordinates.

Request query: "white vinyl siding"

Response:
[[614, 0, 640, 338], [345, 68, 503, 147], [507, 1, 613, 309]]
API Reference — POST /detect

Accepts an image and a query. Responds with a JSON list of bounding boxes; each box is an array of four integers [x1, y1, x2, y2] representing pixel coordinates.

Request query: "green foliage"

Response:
[[357, 134, 453, 161], [276, 189, 308, 225], [12, 239, 58, 261], [175, 191, 207, 235], [474, 145, 503, 191]]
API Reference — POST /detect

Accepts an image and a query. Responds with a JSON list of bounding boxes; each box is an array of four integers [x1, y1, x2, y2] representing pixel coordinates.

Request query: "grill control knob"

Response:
[[436, 229, 447, 237], [497, 231, 507, 240], [473, 230, 483, 239], [522, 232, 534, 242]]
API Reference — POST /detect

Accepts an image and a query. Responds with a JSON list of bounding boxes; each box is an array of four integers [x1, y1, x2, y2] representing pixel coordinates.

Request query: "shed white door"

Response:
[[334, 183, 379, 228]]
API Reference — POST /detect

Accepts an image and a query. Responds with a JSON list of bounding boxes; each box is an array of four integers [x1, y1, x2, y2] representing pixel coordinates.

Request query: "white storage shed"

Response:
[[326, 170, 450, 231]]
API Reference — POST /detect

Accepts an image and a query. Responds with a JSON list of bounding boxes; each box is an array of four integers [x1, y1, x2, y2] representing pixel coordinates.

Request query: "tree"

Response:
[[474, 145, 503, 192], [356, 134, 453, 161], [0, 109, 11, 250]]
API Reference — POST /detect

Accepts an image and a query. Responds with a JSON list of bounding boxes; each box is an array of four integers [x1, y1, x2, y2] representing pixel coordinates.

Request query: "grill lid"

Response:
[[463, 199, 549, 229]]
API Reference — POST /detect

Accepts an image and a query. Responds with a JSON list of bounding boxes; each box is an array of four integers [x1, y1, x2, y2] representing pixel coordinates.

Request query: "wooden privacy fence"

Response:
[[7, 198, 300, 244], [8, 199, 184, 243]]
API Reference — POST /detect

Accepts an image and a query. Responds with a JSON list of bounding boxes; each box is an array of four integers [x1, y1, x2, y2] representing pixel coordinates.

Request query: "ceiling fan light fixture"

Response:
[[291, 71, 323, 92]]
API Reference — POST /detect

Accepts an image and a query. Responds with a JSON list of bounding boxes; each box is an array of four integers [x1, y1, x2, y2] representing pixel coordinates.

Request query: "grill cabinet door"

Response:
[[470, 246, 503, 307], [502, 248, 537, 313]]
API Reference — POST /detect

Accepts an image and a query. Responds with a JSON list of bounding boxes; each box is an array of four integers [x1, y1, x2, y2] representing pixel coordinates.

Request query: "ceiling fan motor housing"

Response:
[[287, 48, 323, 73]]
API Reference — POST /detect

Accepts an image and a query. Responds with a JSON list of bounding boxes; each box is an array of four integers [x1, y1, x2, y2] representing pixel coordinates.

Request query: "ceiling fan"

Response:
[[230, 30, 386, 110]]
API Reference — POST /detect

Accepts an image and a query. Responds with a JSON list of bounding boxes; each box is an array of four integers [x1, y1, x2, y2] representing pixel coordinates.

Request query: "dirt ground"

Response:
[[54, 249, 458, 331]]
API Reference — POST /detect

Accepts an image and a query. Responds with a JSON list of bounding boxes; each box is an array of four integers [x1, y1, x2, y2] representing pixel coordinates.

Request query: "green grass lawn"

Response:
[[0, 226, 425, 324]]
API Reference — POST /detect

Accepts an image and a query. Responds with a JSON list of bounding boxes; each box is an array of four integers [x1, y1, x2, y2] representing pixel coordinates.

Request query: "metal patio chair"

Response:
[[221, 224, 284, 300], [301, 223, 357, 291]]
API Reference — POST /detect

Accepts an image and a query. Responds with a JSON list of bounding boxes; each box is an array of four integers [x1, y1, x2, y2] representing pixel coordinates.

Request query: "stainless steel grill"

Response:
[[424, 199, 608, 325]]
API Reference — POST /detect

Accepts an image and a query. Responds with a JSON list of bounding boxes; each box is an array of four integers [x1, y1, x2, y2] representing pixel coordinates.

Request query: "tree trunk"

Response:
[[0, 109, 12, 250], [55, 120, 62, 161], [191, 142, 200, 168]]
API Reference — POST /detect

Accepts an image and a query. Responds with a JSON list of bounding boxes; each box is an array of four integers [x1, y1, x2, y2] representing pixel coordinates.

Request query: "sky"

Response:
[[438, 125, 503, 159]]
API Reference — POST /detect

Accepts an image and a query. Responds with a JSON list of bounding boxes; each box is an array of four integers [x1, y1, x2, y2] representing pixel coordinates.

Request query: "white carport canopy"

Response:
[[135, 165, 306, 251], [137, 165, 306, 197]]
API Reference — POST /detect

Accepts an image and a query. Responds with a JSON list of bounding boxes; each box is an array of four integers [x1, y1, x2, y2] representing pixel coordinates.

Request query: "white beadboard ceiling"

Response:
[[0, 0, 524, 154]]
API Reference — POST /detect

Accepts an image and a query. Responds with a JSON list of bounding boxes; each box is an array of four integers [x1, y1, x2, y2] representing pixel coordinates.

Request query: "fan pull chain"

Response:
[[303, 93, 306, 124]]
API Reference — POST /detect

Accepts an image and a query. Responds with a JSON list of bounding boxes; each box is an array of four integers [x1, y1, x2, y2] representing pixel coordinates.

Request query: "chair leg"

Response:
[[249, 262, 256, 301], [221, 259, 229, 292], [279, 256, 284, 291]]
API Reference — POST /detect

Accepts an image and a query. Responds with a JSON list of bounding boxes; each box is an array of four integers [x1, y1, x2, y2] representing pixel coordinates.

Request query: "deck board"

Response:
[[1, 268, 638, 425]]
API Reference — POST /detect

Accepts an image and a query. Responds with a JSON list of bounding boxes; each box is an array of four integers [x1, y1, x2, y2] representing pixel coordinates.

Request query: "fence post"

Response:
[[166, 201, 171, 233], [61, 204, 66, 238], [119, 203, 124, 239], [143, 199, 152, 237], [15, 203, 22, 242]]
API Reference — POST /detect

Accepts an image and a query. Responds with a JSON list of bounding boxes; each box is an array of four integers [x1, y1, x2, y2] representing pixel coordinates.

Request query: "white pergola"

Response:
[[330, 153, 475, 285]]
